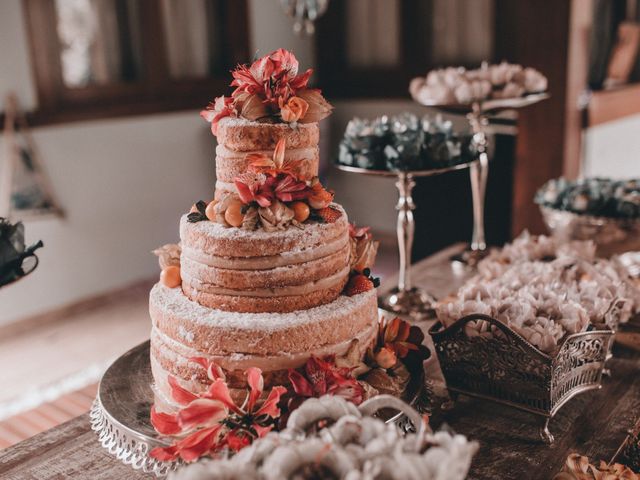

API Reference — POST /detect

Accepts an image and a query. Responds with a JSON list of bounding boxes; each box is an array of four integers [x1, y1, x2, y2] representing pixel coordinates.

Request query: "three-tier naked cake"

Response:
[[149, 49, 380, 406]]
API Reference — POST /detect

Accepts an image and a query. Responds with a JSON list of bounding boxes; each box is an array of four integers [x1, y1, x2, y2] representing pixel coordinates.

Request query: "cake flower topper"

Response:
[[200, 49, 333, 134], [188, 139, 338, 232]]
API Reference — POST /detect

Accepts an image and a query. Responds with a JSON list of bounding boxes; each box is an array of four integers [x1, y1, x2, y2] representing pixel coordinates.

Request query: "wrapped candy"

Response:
[[436, 233, 640, 353], [410, 62, 547, 105], [338, 113, 476, 172], [536, 177, 640, 219]]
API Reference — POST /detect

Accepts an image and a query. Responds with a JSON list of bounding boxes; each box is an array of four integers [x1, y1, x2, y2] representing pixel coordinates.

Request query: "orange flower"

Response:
[[374, 347, 398, 369], [279, 96, 309, 123], [247, 138, 304, 179], [308, 179, 334, 209]]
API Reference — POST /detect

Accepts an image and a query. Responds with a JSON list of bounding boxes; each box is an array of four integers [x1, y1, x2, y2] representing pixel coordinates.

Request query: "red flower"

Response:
[[234, 173, 276, 207], [149, 360, 287, 462], [369, 317, 431, 369], [230, 49, 312, 107], [200, 96, 236, 136], [273, 175, 310, 203], [307, 180, 334, 209], [288, 356, 364, 405]]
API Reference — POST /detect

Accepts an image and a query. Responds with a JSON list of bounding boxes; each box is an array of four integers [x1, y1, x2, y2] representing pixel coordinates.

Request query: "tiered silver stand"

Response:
[[413, 94, 550, 267], [91, 310, 430, 478], [336, 162, 476, 318]]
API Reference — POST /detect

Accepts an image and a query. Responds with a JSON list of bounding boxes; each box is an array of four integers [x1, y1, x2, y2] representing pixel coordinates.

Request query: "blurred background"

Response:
[[0, 0, 639, 447]]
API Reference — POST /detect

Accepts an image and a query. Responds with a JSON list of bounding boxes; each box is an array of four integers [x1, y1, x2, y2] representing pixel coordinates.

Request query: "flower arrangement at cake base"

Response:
[[149, 315, 430, 465], [163, 395, 478, 480]]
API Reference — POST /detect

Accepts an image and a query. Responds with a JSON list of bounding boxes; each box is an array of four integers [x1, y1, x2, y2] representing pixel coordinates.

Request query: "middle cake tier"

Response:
[[180, 203, 351, 313]]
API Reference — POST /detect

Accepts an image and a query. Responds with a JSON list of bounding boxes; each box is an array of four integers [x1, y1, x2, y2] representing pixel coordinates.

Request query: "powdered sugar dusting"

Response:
[[150, 283, 376, 332]]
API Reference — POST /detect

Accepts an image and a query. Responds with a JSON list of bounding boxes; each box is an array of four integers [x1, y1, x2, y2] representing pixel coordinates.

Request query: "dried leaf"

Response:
[[239, 94, 269, 121], [258, 200, 295, 231], [241, 206, 259, 230], [296, 89, 333, 123], [153, 244, 181, 269]]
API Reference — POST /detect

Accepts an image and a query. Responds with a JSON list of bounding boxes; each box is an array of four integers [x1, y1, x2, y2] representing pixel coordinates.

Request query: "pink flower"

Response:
[[349, 223, 372, 240], [234, 173, 276, 207], [149, 359, 287, 462], [231, 49, 312, 106], [247, 139, 305, 179], [288, 356, 364, 405], [273, 175, 310, 203], [200, 96, 236, 136]]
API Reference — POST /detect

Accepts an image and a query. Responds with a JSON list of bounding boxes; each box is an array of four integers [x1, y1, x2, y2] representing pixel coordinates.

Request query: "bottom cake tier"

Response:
[[149, 283, 379, 409]]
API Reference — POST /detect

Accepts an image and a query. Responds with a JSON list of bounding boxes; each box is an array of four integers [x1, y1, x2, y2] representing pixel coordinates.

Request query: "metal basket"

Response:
[[540, 206, 640, 257], [429, 314, 613, 443]]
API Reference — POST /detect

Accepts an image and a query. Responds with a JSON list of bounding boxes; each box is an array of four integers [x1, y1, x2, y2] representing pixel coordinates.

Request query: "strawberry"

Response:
[[313, 206, 342, 224], [344, 268, 380, 296]]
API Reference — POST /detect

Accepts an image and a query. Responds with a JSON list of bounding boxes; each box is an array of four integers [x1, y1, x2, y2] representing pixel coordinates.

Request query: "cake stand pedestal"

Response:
[[336, 162, 476, 318], [414, 93, 550, 267], [91, 314, 429, 478]]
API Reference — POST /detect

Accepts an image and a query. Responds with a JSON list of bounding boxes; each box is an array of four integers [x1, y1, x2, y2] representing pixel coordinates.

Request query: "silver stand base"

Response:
[[380, 287, 436, 319], [450, 247, 490, 269]]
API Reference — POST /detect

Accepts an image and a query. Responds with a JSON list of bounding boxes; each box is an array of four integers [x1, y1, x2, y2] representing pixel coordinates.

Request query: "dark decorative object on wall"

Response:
[[0, 217, 43, 288]]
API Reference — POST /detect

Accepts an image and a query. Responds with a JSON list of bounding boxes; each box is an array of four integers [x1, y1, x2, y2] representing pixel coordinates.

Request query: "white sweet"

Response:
[[169, 396, 477, 480], [436, 233, 639, 354], [410, 62, 548, 105]]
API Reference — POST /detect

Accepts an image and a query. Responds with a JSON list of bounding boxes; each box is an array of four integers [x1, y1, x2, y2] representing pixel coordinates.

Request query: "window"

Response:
[[22, 0, 249, 124], [314, 0, 494, 98]]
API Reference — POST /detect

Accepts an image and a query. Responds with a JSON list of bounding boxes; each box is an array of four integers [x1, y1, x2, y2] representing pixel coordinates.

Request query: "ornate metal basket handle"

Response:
[[430, 314, 553, 361], [553, 328, 614, 369], [359, 394, 429, 450]]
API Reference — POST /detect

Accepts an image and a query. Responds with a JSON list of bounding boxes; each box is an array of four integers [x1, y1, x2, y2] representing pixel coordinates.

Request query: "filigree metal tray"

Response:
[[429, 314, 613, 444], [91, 317, 430, 477]]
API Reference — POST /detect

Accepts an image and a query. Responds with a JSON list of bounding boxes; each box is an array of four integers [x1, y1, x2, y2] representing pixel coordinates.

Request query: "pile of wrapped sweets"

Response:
[[337, 113, 476, 171], [536, 177, 640, 219], [169, 395, 478, 480], [410, 61, 548, 105], [436, 233, 640, 354]]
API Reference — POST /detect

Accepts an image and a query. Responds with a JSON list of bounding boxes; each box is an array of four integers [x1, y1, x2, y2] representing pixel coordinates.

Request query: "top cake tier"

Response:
[[214, 118, 320, 195]]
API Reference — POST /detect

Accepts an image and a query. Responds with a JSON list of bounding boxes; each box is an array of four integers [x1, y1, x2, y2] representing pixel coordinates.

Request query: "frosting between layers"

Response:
[[181, 266, 349, 297], [180, 232, 349, 270]]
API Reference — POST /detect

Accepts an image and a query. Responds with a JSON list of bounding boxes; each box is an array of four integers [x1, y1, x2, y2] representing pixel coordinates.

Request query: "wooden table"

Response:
[[1, 244, 639, 480]]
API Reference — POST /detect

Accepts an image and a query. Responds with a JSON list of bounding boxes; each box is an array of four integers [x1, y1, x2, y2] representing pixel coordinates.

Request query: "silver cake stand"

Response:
[[91, 311, 430, 478], [413, 93, 550, 267], [336, 162, 477, 317]]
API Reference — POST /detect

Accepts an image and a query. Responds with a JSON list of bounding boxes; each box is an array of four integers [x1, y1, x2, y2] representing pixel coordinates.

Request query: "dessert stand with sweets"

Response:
[[336, 114, 479, 318], [536, 177, 640, 258], [336, 162, 476, 318], [410, 62, 550, 266]]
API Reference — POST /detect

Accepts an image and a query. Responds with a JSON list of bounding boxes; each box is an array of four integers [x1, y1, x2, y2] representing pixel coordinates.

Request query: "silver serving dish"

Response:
[[91, 310, 430, 478], [540, 206, 640, 258], [413, 92, 550, 114], [429, 314, 613, 444]]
